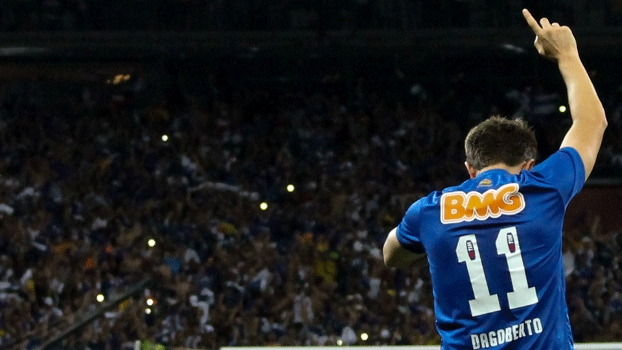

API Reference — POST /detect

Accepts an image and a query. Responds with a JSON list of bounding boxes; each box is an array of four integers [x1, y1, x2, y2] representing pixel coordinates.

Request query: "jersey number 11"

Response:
[[456, 226, 538, 317]]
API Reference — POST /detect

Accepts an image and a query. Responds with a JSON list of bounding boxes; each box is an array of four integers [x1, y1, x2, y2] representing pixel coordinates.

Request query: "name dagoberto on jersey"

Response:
[[470, 318, 543, 349]]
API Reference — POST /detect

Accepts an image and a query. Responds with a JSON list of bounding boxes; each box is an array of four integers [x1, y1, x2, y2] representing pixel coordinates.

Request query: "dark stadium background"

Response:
[[0, 0, 621, 349]]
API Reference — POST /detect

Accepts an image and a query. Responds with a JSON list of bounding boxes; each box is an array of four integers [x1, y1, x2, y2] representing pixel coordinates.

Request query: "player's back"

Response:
[[397, 148, 585, 349]]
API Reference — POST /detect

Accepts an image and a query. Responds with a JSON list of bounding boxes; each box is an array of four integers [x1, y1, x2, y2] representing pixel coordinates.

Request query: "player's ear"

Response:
[[465, 162, 477, 179], [523, 159, 536, 171]]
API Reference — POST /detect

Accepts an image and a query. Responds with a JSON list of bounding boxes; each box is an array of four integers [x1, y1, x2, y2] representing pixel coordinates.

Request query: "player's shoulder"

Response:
[[530, 147, 585, 180], [403, 189, 445, 217], [408, 183, 472, 215], [408, 190, 444, 211], [519, 147, 585, 190]]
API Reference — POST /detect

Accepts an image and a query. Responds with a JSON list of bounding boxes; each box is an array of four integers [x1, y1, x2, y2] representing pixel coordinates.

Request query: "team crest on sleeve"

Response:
[[440, 183, 525, 224], [466, 240, 476, 260], [506, 232, 516, 253]]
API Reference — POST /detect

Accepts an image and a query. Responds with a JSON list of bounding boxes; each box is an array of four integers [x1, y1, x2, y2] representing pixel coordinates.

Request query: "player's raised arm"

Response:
[[523, 9, 607, 179]]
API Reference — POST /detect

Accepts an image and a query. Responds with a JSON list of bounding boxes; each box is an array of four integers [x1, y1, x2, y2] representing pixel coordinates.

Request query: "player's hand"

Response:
[[522, 9, 579, 62]]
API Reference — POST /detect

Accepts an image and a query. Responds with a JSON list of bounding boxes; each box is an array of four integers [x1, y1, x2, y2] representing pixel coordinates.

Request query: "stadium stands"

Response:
[[0, 60, 620, 349]]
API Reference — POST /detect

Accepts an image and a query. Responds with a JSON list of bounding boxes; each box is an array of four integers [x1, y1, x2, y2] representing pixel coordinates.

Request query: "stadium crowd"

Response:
[[0, 63, 621, 350]]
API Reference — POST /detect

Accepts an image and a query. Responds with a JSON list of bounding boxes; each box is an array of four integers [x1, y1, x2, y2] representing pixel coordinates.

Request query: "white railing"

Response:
[[134, 343, 622, 350], [221, 345, 622, 350]]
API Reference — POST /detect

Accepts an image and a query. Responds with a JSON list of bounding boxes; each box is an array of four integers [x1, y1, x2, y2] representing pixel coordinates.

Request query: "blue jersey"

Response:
[[396, 148, 585, 350]]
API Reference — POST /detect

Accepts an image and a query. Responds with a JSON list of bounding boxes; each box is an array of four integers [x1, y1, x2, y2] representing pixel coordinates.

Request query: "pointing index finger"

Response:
[[522, 9, 541, 34]]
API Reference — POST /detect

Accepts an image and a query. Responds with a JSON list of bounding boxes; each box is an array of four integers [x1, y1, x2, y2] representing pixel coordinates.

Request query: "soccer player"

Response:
[[383, 9, 607, 350]]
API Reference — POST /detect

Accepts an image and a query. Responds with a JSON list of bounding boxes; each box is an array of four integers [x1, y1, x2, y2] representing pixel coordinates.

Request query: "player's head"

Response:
[[464, 116, 537, 178]]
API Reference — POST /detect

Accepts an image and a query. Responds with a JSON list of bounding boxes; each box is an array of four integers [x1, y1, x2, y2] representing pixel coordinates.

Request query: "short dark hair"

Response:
[[465, 116, 537, 170]]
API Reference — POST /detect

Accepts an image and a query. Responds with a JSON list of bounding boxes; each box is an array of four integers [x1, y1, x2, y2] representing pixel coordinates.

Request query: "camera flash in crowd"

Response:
[[96, 294, 105, 303], [148, 239, 156, 247], [145, 308, 152, 314], [336, 339, 343, 346], [146, 298, 154, 306], [161, 134, 169, 142], [559, 105, 567, 113], [287, 184, 295, 192], [360, 333, 369, 341], [260, 202, 268, 210]]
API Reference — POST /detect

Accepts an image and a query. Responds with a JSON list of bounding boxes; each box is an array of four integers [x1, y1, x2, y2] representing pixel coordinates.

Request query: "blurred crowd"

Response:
[[1, 0, 622, 32], [0, 60, 621, 350]]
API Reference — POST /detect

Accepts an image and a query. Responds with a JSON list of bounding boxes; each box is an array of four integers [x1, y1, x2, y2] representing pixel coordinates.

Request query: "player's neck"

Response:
[[467, 160, 534, 179], [475, 163, 524, 177]]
